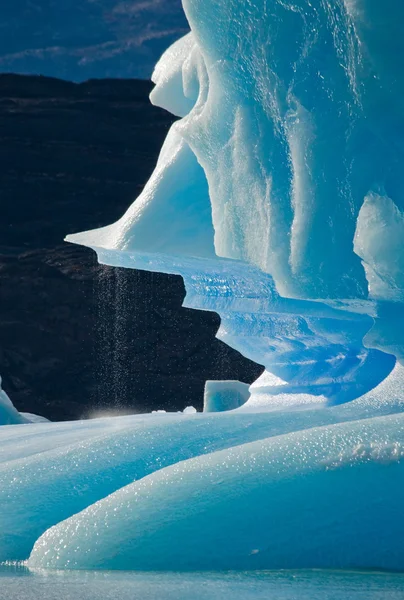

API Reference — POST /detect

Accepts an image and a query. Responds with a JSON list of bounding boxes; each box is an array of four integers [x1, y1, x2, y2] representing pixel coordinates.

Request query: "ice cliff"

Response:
[[2, 0, 404, 572]]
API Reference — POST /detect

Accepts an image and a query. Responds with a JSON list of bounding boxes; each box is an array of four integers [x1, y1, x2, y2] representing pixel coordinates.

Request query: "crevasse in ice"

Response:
[[2, 0, 404, 572]]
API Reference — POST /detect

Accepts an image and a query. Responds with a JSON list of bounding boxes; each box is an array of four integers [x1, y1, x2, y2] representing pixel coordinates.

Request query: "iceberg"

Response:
[[67, 0, 404, 408], [2, 0, 404, 573], [203, 380, 250, 412], [0, 376, 27, 426]]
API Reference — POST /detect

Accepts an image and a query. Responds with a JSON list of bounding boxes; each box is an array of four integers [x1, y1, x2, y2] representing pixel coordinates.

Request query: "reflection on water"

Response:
[[1, 565, 404, 600]]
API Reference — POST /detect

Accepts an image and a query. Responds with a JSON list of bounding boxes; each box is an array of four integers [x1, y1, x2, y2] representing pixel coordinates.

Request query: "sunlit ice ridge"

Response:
[[2, 0, 404, 575]]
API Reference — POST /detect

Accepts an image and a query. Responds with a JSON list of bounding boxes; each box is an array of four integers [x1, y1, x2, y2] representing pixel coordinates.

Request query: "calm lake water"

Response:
[[1, 565, 404, 600]]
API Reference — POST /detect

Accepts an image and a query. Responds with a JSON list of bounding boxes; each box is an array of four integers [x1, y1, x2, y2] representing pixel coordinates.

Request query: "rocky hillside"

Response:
[[0, 74, 263, 421]]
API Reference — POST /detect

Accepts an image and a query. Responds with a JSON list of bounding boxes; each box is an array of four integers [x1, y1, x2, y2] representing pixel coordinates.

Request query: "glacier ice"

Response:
[[2, 0, 404, 573]]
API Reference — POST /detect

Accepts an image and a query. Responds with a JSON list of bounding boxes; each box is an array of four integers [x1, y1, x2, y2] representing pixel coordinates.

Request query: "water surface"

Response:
[[1, 565, 404, 600]]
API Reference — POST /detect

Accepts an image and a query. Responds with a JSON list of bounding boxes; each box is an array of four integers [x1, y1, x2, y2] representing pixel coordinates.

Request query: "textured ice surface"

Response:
[[0, 366, 402, 569], [3, 0, 404, 574], [28, 413, 404, 571]]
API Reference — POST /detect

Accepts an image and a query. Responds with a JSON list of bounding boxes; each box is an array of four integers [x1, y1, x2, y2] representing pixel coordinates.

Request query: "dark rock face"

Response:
[[0, 74, 263, 421]]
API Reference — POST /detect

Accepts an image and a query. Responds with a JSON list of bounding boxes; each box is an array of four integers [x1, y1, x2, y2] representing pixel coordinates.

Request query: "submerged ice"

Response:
[[2, 0, 404, 573]]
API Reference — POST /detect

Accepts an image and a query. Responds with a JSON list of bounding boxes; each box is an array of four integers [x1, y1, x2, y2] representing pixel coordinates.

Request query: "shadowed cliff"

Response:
[[0, 74, 263, 421]]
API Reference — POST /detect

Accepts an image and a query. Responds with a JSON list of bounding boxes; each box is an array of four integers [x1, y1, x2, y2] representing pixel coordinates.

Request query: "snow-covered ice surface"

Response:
[[2, 0, 404, 576]]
